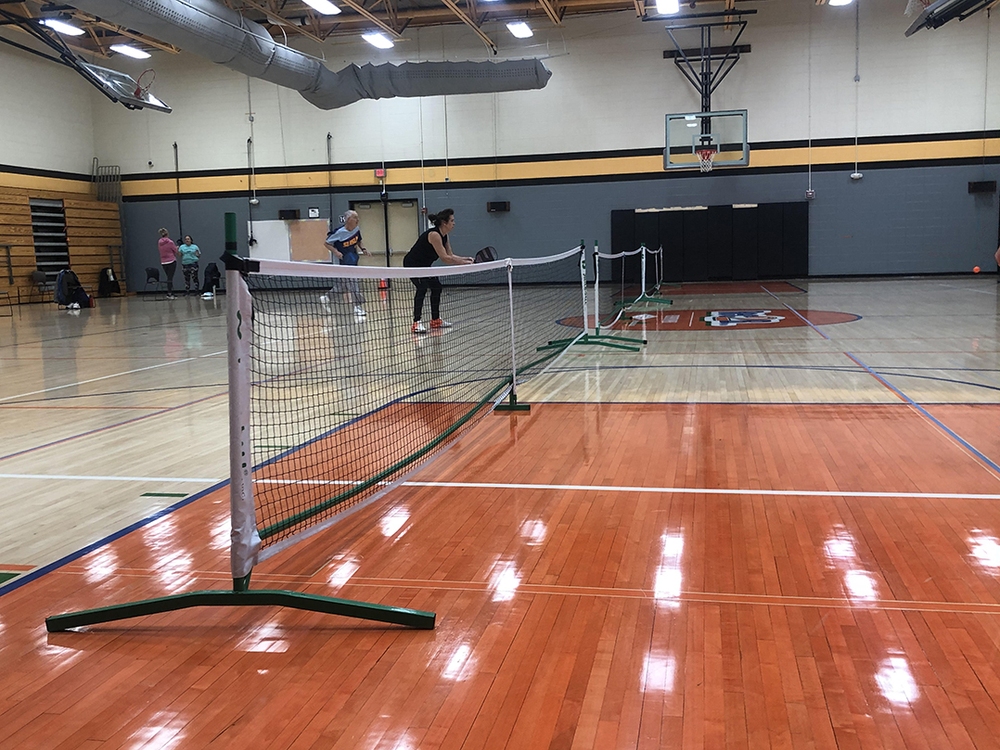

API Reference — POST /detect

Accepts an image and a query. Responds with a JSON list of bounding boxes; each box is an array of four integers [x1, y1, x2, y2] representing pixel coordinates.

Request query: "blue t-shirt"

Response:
[[177, 243, 200, 265], [325, 225, 363, 265]]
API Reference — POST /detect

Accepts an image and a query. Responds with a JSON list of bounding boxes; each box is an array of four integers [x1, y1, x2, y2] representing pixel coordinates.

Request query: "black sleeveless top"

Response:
[[404, 227, 448, 267]]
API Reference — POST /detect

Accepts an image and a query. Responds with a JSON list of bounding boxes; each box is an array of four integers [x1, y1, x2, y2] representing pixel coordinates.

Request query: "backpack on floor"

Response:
[[54, 269, 80, 306], [201, 262, 221, 293]]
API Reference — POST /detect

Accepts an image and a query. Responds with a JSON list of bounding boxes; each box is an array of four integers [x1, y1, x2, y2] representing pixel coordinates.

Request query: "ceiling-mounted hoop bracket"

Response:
[[664, 11, 754, 113]]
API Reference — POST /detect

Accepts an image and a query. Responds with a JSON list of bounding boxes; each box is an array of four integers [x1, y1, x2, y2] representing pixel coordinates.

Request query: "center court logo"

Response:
[[702, 310, 784, 327], [557, 309, 861, 330]]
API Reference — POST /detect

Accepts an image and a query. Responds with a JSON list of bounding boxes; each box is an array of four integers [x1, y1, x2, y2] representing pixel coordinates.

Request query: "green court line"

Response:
[[0, 572, 18, 584], [260, 378, 510, 540], [140, 492, 189, 498]]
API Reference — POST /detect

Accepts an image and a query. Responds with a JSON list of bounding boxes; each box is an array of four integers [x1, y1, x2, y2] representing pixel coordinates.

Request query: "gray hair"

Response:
[[344, 210, 359, 222]]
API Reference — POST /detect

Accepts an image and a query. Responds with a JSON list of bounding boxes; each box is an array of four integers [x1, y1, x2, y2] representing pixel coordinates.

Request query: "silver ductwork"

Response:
[[67, 0, 551, 109]]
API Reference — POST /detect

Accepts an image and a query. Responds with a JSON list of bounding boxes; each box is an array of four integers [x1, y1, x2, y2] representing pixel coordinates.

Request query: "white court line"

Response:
[[2, 473, 999, 501], [0, 349, 227, 403], [404, 481, 1000, 501]]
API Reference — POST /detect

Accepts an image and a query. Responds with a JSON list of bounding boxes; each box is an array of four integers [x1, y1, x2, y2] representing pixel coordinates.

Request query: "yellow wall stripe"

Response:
[[5, 136, 997, 200]]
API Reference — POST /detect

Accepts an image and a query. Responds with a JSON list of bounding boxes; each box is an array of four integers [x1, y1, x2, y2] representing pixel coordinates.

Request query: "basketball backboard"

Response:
[[664, 109, 748, 170], [79, 62, 172, 113]]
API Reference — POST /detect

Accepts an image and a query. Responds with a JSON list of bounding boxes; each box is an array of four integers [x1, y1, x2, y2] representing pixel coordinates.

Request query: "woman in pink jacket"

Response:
[[158, 228, 179, 300]]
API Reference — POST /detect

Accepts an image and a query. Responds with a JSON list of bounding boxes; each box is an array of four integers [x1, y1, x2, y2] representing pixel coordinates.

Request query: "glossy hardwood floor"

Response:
[[2, 276, 1000, 748]]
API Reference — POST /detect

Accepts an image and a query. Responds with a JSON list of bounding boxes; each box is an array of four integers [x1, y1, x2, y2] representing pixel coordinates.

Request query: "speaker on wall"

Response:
[[278, 209, 301, 220], [969, 181, 997, 194], [487, 201, 510, 213]]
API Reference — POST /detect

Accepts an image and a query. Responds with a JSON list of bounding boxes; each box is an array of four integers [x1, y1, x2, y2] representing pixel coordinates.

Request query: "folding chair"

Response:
[[143, 267, 165, 299], [27, 270, 53, 304]]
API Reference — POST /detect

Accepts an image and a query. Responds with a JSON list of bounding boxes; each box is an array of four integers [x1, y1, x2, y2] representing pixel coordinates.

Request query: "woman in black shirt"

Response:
[[402, 208, 473, 333]]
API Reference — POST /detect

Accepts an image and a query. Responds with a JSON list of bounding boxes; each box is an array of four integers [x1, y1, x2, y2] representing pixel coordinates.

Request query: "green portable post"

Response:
[[224, 212, 237, 254]]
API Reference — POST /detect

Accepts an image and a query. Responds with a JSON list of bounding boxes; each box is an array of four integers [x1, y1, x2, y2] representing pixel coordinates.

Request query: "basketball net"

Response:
[[696, 148, 716, 173], [134, 68, 155, 98]]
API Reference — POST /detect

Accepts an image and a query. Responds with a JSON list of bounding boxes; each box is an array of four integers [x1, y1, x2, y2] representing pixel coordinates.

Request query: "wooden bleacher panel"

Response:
[[0, 188, 124, 303]]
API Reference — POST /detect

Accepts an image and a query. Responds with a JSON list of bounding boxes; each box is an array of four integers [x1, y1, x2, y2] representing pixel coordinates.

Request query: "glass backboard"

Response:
[[664, 109, 748, 170], [79, 62, 172, 113]]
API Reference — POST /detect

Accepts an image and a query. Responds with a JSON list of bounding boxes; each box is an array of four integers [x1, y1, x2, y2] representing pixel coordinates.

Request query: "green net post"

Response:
[[224, 212, 237, 255]]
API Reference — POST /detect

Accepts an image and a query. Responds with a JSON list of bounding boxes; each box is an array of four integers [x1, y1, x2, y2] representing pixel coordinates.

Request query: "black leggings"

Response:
[[410, 276, 442, 322], [162, 261, 176, 293]]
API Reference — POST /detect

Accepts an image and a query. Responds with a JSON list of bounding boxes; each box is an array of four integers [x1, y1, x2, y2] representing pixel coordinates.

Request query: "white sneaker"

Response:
[[166, 294, 177, 300], [201, 292, 214, 299], [411, 321, 427, 334], [68, 302, 80, 310], [354, 305, 367, 317], [430, 318, 452, 329], [319, 295, 330, 305]]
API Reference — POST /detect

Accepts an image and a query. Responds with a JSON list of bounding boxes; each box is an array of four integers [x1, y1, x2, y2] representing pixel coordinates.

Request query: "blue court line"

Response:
[[0, 390, 225, 463], [0, 312, 226, 350], [0, 383, 230, 406], [761, 287, 832, 340], [762, 287, 1000, 475], [843, 351, 1000, 475], [0, 479, 228, 599]]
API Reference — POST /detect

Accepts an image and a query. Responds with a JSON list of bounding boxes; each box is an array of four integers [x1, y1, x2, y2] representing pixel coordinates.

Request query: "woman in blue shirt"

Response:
[[177, 235, 201, 295]]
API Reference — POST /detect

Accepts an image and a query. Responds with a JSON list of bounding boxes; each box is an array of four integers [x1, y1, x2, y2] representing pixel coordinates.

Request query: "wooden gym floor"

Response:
[[1, 276, 1000, 748]]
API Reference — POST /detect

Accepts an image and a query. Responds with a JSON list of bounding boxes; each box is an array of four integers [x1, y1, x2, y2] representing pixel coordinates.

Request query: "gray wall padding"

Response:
[[121, 162, 1000, 288]]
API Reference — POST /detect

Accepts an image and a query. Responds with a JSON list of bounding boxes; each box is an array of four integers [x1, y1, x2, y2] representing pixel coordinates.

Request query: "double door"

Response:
[[353, 200, 421, 268]]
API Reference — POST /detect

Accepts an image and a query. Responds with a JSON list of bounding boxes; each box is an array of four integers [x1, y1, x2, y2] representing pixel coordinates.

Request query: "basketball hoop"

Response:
[[696, 148, 716, 173], [134, 68, 155, 99]]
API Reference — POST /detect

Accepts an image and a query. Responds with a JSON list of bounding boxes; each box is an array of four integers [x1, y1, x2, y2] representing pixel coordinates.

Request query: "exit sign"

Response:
[[374, 167, 386, 179]]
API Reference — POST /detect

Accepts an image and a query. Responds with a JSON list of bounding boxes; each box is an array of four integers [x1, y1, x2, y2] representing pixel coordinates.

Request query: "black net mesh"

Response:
[[244, 253, 581, 549]]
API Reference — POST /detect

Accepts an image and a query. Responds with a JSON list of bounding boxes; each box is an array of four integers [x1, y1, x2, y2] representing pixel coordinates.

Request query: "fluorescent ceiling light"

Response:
[[506, 21, 533, 38], [110, 43, 151, 59], [41, 18, 85, 36], [655, 0, 680, 14], [362, 31, 394, 49], [302, 0, 341, 15], [828, 0, 853, 5]]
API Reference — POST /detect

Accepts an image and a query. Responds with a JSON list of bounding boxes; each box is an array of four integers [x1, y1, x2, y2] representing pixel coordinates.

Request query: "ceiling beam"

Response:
[[335, 0, 402, 38], [535, 0, 562, 26], [88, 20, 181, 52], [237, 0, 325, 44], [438, 0, 496, 53]]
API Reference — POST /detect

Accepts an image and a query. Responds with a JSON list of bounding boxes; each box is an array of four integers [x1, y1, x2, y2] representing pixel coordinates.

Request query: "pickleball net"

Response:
[[227, 245, 585, 573]]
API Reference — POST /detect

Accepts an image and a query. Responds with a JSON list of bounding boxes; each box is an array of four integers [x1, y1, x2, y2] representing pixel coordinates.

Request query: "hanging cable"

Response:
[[247, 77, 258, 246], [807, 6, 813, 196], [173, 141, 183, 237], [418, 98, 426, 223], [852, 1, 861, 179], [982, 10, 991, 168], [327, 132, 334, 224]]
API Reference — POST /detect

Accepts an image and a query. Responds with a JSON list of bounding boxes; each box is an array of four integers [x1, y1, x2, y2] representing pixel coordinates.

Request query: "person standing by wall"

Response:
[[177, 235, 201, 295], [158, 228, 179, 300]]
